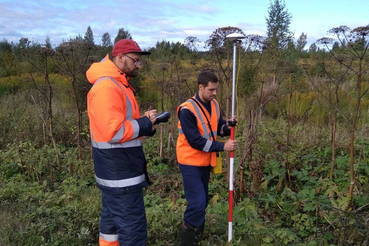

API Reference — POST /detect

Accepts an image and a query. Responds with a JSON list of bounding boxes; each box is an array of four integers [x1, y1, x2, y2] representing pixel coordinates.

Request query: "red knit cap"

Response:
[[111, 39, 151, 57]]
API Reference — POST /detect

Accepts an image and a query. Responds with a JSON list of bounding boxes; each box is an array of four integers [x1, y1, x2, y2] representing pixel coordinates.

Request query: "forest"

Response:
[[1, 1, 369, 245]]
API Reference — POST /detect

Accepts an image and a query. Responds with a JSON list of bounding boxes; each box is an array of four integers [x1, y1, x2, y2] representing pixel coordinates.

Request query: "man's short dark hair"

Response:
[[198, 70, 218, 87]]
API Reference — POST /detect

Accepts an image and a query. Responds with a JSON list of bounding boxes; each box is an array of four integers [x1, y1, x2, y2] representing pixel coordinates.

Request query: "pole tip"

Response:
[[226, 33, 246, 42]]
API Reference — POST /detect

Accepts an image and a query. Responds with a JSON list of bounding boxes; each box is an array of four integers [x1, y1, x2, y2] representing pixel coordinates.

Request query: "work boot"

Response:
[[196, 222, 205, 241], [181, 221, 197, 246]]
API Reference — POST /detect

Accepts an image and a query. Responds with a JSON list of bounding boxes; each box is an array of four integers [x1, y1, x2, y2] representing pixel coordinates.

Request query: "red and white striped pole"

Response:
[[226, 33, 245, 242], [228, 126, 235, 242]]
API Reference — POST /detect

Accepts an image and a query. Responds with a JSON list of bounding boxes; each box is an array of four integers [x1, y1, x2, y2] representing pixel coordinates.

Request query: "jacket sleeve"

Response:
[[89, 82, 153, 143], [179, 107, 224, 152], [217, 115, 230, 137]]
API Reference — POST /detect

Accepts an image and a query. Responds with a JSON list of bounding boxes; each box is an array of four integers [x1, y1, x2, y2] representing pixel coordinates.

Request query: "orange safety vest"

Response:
[[176, 97, 220, 167]]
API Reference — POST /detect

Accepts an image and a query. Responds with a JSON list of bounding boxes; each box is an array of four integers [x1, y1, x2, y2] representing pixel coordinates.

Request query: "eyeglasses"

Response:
[[123, 54, 142, 66]]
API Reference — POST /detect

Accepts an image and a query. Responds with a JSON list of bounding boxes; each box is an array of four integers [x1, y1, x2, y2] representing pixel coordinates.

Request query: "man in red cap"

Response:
[[86, 39, 156, 246]]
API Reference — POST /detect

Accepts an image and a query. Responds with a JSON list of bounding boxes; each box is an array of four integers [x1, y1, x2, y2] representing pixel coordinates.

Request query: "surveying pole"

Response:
[[225, 32, 245, 242]]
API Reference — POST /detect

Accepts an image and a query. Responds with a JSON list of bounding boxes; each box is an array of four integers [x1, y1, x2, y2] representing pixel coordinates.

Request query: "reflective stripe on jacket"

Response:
[[176, 98, 220, 167], [87, 55, 152, 190]]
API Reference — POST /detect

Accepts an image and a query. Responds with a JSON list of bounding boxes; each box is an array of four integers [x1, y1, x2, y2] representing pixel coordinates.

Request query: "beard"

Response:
[[122, 60, 139, 77], [205, 94, 215, 102], [125, 70, 138, 77]]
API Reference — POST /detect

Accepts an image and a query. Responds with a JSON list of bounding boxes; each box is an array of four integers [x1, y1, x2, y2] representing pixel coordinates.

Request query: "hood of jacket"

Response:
[[86, 54, 130, 87]]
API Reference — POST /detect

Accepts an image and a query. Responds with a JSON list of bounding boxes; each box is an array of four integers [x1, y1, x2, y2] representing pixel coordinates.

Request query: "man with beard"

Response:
[[86, 39, 157, 246], [176, 70, 237, 245]]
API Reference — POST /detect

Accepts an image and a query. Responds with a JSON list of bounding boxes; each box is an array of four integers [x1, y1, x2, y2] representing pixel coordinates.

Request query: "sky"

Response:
[[0, 0, 368, 50]]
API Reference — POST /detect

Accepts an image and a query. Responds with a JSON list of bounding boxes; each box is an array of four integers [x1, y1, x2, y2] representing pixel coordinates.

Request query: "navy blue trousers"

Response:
[[100, 187, 147, 245], [179, 164, 211, 227]]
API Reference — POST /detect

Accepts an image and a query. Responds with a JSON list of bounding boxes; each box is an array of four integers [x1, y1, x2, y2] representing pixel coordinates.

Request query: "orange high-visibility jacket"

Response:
[[176, 98, 220, 167], [87, 55, 141, 145], [86, 54, 153, 190]]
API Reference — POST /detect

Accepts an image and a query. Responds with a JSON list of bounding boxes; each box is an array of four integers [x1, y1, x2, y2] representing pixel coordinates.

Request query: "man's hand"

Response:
[[145, 109, 157, 124], [224, 139, 237, 151]]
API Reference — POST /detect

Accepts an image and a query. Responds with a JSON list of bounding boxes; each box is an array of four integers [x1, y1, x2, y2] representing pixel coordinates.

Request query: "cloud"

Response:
[[0, 0, 223, 47], [2, 0, 365, 50], [236, 22, 266, 36]]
